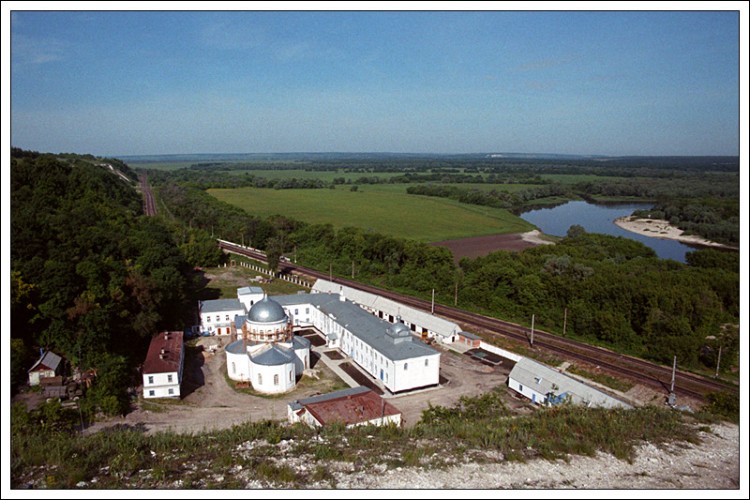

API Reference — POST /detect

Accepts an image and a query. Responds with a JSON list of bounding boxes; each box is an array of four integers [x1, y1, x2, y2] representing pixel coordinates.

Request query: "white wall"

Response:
[[479, 342, 523, 362], [226, 350, 252, 382], [143, 371, 181, 398], [507, 376, 546, 405], [390, 353, 440, 393], [200, 307, 244, 335], [250, 361, 295, 394]]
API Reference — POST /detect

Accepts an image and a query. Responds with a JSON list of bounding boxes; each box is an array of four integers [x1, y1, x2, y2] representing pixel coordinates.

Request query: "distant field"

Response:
[[208, 186, 535, 242]]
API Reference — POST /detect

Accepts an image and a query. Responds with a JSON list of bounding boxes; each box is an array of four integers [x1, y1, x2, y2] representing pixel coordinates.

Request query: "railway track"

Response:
[[139, 174, 157, 216], [218, 240, 738, 402]]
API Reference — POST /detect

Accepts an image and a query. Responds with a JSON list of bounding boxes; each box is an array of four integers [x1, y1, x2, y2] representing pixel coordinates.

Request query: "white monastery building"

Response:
[[199, 280, 441, 395], [142, 331, 184, 399], [225, 296, 311, 394]]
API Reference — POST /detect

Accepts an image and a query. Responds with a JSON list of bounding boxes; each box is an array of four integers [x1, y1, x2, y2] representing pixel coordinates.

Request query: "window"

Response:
[[519, 384, 524, 392], [274, 374, 279, 386], [167, 374, 173, 383], [148, 376, 154, 384], [404, 363, 408, 371], [258, 373, 263, 385], [207, 316, 211, 322], [215, 315, 220, 322], [225, 315, 230, 321], [305, 307, 309, 314], [289, 370, 293, 382], [168, 388, 174, 395], [149, 390, 155, 397], [232, 362, 236, 374], [294, 309, 298, 315], [425, 359, 429, 367]]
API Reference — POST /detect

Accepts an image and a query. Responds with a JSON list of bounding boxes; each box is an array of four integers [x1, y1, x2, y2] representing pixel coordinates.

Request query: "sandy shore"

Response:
[[520, 229, 555, 246], [614, 216, 736, 249]]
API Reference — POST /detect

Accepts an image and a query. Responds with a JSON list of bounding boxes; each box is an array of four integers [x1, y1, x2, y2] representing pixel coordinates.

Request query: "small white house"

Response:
[[288, 387, 402, 428], [143, 331, 184, 399], [28, 350, 63, 386], [199, 298, 245, 336]]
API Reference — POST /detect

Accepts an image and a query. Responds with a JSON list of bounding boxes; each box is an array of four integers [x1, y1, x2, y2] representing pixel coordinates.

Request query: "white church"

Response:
[[198, 281, 441, 395]]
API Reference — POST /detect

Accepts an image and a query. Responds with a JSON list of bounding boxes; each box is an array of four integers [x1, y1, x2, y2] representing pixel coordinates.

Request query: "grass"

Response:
[[566, 365, 635, 393], [208, 185, 534, 242], [11, 386, 717, 489]]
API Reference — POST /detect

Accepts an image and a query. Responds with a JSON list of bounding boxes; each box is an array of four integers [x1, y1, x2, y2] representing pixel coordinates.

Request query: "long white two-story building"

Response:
[[274, 292, 440, 393]]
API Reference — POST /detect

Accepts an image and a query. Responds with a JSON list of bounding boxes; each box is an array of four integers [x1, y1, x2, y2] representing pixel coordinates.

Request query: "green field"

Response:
[[209, 185, 535, 242]]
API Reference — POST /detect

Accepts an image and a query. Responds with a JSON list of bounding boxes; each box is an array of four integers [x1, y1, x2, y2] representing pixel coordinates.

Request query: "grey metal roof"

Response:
[[275, 293, 439, 361], [247, 296, 288, 323], [460, 331, 482, 340], [312, 279, 460, 339], [292, 336, 311, 349], [200, 299, 244, 314], [509, 357, 631, 409], [238, 286, 264, 296], [292, 386, 371, 408], [235, 315, 247, 329], [226, 340, 248, 355], [251, 344, 296, 366], [28, 351, 62, 373]]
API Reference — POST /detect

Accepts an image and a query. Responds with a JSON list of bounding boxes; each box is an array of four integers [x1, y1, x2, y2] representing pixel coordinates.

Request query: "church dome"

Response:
[[387, 322, 411, 337], [247, 296, 287, 323]]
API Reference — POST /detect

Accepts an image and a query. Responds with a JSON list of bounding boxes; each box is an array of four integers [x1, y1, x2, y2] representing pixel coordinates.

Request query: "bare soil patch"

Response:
[[432, 233, 540, 262]]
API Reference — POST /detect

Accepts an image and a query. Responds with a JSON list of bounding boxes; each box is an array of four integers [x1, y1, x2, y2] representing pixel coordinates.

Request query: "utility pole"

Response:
[[329, 263, 332, 282], [294, 245, 297, 264], [668, 355, 677, 406], [530, 314, 535, 347], [241, 234, 244, 247], [431, 289, 435, 314], [715, 345, 722, 378], [454, 281, 458, 306], [562, 307, 567, 336], [352, 260, 355, 279]]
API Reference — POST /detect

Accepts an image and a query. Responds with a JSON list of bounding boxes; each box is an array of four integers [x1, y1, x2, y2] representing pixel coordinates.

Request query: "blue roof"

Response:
[[274, 293, 438, 361], [292, 336, 311, 349], [226, 340, 248, 355], [201, 299, 244, 314], [247, 296, 287, 323], [251, 344, 296, 366]]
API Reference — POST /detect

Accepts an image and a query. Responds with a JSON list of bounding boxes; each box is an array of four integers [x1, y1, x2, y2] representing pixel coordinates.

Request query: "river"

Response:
[[519, 200, 698, 263]]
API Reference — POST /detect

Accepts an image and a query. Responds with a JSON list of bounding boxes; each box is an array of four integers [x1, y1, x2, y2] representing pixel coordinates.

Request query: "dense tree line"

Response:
[[10, 150, 195, 415], [407, 184, 572, 210], [155, 177, 738, 373], [633, 198, 739, 245]]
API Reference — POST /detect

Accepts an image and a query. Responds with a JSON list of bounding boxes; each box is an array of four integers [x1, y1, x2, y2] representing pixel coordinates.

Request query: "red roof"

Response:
[[303, 389, 401, 426], [143, 331, 184, 374]]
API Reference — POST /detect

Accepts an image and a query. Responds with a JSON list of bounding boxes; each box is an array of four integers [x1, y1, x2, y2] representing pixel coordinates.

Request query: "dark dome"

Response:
[[247, 296, 287, 323]]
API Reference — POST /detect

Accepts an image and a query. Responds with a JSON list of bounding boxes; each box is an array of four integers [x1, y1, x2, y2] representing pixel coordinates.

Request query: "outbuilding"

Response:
[[143, 331, 185, 399], [288, 386, 402, 428], [28, 350, 63, 386]]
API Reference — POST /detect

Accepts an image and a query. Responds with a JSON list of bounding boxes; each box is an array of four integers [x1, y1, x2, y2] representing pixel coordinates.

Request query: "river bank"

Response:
[[614, 216, 736, 250]]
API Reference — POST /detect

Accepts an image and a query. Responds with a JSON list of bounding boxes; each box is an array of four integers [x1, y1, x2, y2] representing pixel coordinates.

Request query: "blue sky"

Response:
[[8, 8, 742, 156]]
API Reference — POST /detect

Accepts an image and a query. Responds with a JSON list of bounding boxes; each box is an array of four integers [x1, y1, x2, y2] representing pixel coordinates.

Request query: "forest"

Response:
[[9, 149, 219, 415]]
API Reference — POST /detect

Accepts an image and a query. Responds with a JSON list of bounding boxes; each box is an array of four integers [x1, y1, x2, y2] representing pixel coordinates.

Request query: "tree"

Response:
[[265, 236, 286, 276]]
